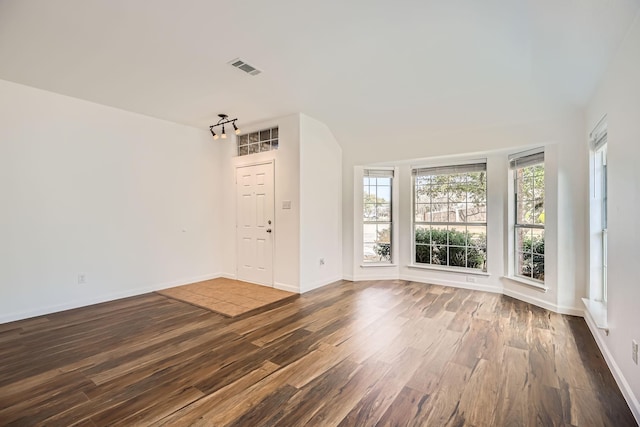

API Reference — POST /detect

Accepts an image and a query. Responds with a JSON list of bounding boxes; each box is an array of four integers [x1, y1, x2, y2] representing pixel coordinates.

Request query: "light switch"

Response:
[[282, 200, 291, 209]]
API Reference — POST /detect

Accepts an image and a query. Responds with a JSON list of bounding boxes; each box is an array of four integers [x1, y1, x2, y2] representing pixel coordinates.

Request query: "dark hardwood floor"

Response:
[[0, 280, 635, 426]]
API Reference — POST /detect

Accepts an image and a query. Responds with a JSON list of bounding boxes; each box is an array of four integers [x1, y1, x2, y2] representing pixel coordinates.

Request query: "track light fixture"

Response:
[[209, 114, 239, 141]]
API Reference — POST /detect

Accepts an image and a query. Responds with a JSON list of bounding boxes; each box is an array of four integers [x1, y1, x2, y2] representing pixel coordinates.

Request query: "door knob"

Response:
[[266, 228, 272, 233]]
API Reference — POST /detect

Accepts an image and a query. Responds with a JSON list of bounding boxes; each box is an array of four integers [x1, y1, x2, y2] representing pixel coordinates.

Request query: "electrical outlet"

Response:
[[78, 274, 86, 285], [632, 340, 638, 365], [319, 258, 325, 266], [466, 276, 476, 283]]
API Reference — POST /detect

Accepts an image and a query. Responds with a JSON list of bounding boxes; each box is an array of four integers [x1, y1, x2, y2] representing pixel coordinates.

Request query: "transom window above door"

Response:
[[237, 127, 279, 156]]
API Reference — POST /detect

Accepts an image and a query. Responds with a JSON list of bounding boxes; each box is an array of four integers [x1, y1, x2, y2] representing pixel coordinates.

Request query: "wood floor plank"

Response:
[[0, 371, 94, 417], [493, 346, 530, 426], [0, 279, 635, 426], [456, 358, 501, 426], [338, 315, 411, 364], [151, 361, 280, 426], [0, 390, 89, 426], [261, 358, 360, 427], [528, 382, 564, 427], [447, 298, 479, 332], [224, 384, 298, 427], [376, 385, 429, 427], [530, 327, 560, 388], [116, 386, 205, 426], [419, 361, 473, 426], [302, 359, 391, 426], [452, 317, 491, 368], [337, 347, 424, 426]]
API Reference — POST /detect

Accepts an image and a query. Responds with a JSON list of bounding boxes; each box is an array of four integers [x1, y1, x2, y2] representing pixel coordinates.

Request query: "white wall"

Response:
[[343, 112, 587, 315], [299, 114, 343, 292], [585, 11, 640, 420], [220, 114, 301, 293], [0, 79, 222, 323]]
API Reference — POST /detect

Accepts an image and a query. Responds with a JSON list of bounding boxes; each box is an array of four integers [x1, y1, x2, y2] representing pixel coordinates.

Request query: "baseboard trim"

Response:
[[502, 288, 583, 316], [0, 272, 222, 324], [352, 268, 398, 282], [300, 275, 342, 293], [400, 273, 502, 294], [583, 309, 640, 424], [351, 273, 399, 282], [274, 282, 300, 293], [223, 273, 299, 293], [346, 272, 583, 316]]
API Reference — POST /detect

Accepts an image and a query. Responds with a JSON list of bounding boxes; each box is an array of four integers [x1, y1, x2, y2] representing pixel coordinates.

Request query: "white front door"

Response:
[[236, 162, 274, 287]]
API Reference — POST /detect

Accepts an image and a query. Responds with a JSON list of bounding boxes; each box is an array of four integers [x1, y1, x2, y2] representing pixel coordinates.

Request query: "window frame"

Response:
[[236, 126, 279, 157], [509, 149, 545, 286], [589, 118, 608, 304], [601, 148, 608, 302], [362, 169, 394, 264], [411, 162, 488, 272]]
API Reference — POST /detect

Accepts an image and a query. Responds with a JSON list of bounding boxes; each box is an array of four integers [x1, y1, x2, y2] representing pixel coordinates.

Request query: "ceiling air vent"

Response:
[[228, 58, 262, 76]]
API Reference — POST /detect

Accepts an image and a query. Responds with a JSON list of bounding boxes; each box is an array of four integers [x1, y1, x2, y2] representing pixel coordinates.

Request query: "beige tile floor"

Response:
[[157, 278, 296, 317]]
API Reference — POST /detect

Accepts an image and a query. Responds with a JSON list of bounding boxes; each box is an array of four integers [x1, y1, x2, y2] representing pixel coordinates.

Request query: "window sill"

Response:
[[582, 298, 609, 334], [360, 263, 397, 268], [503, 275, 547, 292], [408, 264, 489, 276]]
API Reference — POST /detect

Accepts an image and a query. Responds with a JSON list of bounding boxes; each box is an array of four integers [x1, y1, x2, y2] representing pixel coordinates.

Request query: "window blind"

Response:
[[364, 169, 394, 178], [590, 115, 608, 151], [593, 133, 608, 151], [412, 162, 486, 176], [509, 149, 544, 169]]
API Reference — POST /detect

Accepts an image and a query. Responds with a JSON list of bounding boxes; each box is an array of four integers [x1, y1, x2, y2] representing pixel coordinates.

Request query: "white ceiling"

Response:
[[1, 0, 638, 150]]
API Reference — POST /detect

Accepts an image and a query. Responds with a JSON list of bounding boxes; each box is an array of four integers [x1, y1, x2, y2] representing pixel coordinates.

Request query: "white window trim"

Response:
[[507, 148, 546, 287], [360, 263, 398, 268], [356, 166, 399, 267], [411, 161, 488, 273], [585, 115, 608, 331], [582, 298, 608, 334], [503, 275, 548, 292], [409, 263, 490, 276]]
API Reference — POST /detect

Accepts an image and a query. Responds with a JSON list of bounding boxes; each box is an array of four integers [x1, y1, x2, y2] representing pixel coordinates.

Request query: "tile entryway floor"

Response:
[[157, 278, 296, 317]]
